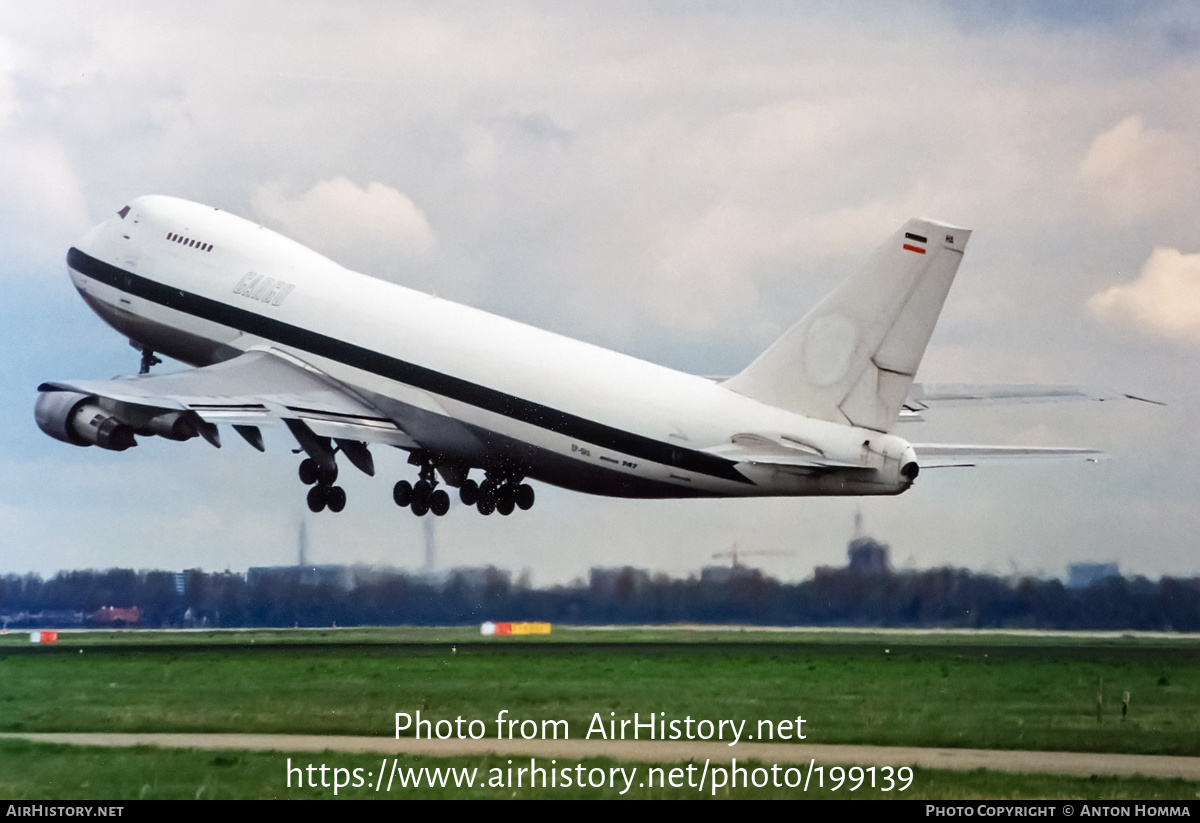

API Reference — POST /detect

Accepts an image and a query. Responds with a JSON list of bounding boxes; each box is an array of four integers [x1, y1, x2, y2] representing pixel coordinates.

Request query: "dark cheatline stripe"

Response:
[[904, 232, 927, 243], [902, 244, 926, 255], [67, 247, 750, 485]]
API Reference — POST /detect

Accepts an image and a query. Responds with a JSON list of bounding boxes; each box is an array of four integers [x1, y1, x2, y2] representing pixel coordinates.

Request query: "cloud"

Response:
[[252, 178, 436, 276], [0, 138, 90, 271], [1087, 247, 1200, 341], [1078, 116, 1199, 220]]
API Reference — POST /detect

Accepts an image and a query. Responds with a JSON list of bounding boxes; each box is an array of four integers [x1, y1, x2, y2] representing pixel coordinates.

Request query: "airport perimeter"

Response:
[[4, 626, 1200, 799]]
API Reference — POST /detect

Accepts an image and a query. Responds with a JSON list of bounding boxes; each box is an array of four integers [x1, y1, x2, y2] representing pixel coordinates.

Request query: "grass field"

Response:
[[2, 739, 1199, 800], [3, 627, 1199, 799]]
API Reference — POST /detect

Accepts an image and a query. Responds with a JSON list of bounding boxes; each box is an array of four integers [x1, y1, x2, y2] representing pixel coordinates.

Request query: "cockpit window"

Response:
[[117, 206, 130, 219]]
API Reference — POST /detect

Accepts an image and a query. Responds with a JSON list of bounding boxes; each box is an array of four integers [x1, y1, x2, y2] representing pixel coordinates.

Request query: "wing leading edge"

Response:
[[37, 348, 418, 449]]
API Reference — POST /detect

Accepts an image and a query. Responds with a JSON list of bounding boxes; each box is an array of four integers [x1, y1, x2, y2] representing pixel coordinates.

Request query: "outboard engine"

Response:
[[35, 391, 137, 451]]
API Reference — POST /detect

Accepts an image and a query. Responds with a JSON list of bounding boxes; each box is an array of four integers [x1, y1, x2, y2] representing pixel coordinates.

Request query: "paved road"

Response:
[[5, 733, 1200, 779]]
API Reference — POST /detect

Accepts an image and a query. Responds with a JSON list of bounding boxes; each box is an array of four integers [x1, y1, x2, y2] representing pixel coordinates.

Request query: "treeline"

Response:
[[2, 565, 1199, 630]]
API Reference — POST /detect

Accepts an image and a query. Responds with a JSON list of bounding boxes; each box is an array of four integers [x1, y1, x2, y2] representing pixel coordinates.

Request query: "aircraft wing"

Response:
[[912, 443, 1102, 468], [38, 348, 418, 449]]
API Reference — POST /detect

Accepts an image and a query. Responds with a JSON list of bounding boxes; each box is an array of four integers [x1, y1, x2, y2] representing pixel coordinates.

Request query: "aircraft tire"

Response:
[[327, 486, 347, 513], [306, 485, 327, 513], [459, 479, 479, 506], [319, 464, 338, 486], [477, 496, 495, 516], [392, 480, 413, 507], [515, 484, 534, 510], [298, 458, 319, 485], [496, 496, 514, 516], [411, 496, 429, 517], [429, 489, 450, 516]]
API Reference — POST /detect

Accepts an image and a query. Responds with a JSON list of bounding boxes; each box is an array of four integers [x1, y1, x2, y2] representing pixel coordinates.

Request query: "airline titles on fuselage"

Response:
[[233, 272, 296, 307]]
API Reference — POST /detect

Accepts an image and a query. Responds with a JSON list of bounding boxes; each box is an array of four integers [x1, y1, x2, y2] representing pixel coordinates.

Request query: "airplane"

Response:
[[36, 195, 1101, 518]]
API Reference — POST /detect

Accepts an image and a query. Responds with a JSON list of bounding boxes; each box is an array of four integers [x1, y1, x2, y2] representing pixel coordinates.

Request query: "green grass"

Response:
[[3, 628, 1199, 756], [1, 739, 1198, 800], [4, 625, 1197, 648]]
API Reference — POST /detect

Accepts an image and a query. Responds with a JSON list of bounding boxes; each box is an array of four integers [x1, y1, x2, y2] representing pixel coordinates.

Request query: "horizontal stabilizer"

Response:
[[915, 443, 1103, 468], [906, 383, 1164, 409]]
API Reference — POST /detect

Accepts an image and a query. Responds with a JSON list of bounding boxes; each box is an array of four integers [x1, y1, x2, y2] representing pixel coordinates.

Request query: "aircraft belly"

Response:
[[358, 385, 725, 497], [76, 285, 240, 368]]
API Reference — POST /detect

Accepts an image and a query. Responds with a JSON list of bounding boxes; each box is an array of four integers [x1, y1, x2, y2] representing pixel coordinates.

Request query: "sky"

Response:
[[1, 1, 1198, 585]]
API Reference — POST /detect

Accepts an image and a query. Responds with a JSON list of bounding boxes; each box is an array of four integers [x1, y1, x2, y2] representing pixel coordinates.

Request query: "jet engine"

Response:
[[35, 391, 137, 451]]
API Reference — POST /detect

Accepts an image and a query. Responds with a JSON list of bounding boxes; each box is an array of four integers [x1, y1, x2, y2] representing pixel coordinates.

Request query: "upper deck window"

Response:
[[165, 231, 214, 252]]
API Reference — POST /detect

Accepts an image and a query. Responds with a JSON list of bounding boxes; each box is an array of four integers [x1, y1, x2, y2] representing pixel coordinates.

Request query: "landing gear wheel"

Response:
[[306, 485, 327, 513], [318, 465, 338, 486], [515, 483, 534, 511], [459, 479, 479, 506], [429, 489, 450, 516], [477, 496, 495, 516], [299, 458, 319, 485], [393, 480, 413, 507], [411, 495, 430, 517], [496, 493, 515, 516], [326, 486, 346, 513]]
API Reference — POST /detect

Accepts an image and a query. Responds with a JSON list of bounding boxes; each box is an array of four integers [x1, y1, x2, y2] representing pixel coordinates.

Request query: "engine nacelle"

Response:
[[35, 391, 137, 451], [144, 410, 199, 441]]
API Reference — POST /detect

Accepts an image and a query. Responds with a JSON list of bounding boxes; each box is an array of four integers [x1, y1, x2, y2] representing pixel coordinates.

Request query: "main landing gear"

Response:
[[390, 458, 535, 518], [391, 458, 451, 518], [458, 474, 534, 517], [289, 421, 369, 515], [299, 457, 347, 513]]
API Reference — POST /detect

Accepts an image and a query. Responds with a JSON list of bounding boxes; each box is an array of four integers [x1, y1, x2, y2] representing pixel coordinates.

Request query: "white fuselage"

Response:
[[65, 196, 915, 498]]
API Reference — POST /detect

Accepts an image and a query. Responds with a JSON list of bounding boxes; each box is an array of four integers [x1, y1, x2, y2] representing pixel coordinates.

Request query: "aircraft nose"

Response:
[[71, 207, 126, 259]]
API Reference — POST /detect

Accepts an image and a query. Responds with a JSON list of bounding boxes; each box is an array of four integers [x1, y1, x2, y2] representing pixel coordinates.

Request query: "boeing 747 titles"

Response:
[[37, 196, 1098, 517]]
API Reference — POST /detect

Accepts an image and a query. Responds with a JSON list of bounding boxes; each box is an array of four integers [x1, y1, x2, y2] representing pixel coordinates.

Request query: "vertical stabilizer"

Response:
[[722, 218, 970, 433]]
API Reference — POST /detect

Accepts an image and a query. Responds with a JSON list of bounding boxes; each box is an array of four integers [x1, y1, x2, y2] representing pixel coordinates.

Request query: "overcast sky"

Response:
[[2, 2, 1198, 585]]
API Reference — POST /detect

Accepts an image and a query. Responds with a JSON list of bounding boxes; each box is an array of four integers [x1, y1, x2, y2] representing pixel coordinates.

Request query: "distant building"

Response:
[[443, 566, 511, 591], [1067, 563, 1121, 589], [699, 565, 761, 586], [814, 510, 891, 578], [847, 511, 890, 574], [848, 537, 890, 575], [589, 567, 651, 598], [247, 565, 356, 590]]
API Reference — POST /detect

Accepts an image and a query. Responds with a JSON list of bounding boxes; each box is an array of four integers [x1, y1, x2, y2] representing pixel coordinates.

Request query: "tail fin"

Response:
[[722, 218, 970, 433]]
